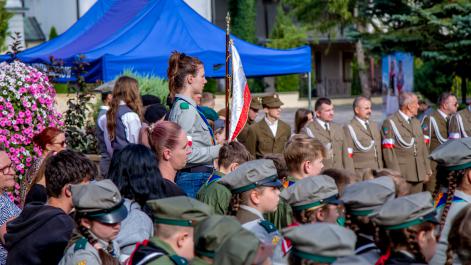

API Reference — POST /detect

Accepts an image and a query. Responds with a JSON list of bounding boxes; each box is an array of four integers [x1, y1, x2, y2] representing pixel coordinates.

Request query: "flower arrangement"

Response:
[[0, 60, 62, 204]]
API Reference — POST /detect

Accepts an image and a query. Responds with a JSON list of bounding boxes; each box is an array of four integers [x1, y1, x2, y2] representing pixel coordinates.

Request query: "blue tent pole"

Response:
[[308, 72, 312, 110]]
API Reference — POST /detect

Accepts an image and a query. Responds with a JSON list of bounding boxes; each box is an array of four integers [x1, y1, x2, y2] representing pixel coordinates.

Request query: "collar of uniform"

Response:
[[315, 118, 329, 130], [437, 109, 448, 121], [398, 110, 412, 122], [151, 236, 178, 256], [354, 116, 369, 129], [239, 205, 264, 220], [100, 105, 110, 111], [264, 115, 278, 126], [90, 231, 112, 250], [175, 94, 197, 107], [454, 190, 471, 203]]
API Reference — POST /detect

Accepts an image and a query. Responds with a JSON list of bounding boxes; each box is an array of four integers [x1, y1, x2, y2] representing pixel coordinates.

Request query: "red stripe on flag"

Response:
[[231, 83, 251, 141]]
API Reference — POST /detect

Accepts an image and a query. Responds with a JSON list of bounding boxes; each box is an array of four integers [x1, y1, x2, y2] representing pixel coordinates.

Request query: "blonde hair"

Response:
[[284, 134, 325, 173]]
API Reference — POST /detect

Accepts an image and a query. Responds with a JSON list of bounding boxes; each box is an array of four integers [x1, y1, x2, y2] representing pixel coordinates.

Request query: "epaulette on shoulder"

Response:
[[170, 255, 188, 265], [179, 102, 189, 110], [259, 220, 277, 233], [74, 237, 88, 252]]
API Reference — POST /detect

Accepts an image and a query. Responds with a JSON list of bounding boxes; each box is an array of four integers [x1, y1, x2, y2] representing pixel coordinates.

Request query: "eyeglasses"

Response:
[[52, 140, 66, 147], [0, 163, 14, 174]]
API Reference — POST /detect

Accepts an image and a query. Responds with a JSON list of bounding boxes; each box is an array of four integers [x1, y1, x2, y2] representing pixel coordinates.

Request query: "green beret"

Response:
[[146, 196, 213, 227], [341, 176, 396, 216], [262, 93, 284, 108], [280, 175, 340, 212], [429, 137, 471, 171], [219, 159, 282, 193], [199, 106, 219, 121], [213, 228, 260, 265], [194, 215, 242, 258], [283, 223, 356, 263], [372, 192, 438, 230]]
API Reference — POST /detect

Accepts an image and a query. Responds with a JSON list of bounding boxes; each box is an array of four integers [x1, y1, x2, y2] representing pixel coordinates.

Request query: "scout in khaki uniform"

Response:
[[340, 176, 396, 264], [219, 159, 284, 264], [245, 94, 291, 158], [283, 223, 369, 265], [344, 96, 383, 176], [372, 192, 439, 264], [238, 96, 262, 146], [129, 196, 213, 265], [381, 92, 431, 193], [59, 180, 128, 265], [303, 97, 354, 172], [421, 92, 458, 192], [428, 137, 471, 265], [449, 104, 471, 139], [192, 215, 242, 265]]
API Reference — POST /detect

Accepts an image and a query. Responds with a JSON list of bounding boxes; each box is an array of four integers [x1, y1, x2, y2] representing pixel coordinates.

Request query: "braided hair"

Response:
[[78, 225, 119, 265], [436, 169, 465, 236]]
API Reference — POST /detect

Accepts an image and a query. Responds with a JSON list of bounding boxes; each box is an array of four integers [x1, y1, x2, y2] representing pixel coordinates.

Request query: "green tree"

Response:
[[49, 26, 58, 40], [0, 1, 12, 50], [228, 0, 256, 43]]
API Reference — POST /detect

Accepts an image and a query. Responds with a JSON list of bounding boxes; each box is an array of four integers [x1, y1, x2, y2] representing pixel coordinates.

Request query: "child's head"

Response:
[[321, 168, 357, 196], [284, 134, 325, 178], [447, 204, 471, 265], [263, 153, 289, 183], [215, 142, 253, 174], [220, 159, 282, 215]]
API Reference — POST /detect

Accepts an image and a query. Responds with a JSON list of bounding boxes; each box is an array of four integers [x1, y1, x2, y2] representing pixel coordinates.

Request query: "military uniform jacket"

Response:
[[449, 107, 471, 139], [59, 237, 120, 265], [168, 94, 221, 167], [422, 110, 449, 152], [237, 119, 254, 146], [381, 112, 431, 183], [196, 172, 231, 215], [245, 118, 291, 158], [344, 118, 383, 173], [302, 120, 354, 172], [190, 257, 211, 265]]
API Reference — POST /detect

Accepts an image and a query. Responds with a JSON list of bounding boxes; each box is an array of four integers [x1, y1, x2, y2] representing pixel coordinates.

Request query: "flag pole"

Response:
[[225, 12, 231, 141]]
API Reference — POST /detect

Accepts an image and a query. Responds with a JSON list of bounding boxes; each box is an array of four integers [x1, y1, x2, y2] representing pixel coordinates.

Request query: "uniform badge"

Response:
[[422, 123, 429, 132], [272, 235, 280, 245], [76, 261, 86, 265], [383, 127, 389, 135]]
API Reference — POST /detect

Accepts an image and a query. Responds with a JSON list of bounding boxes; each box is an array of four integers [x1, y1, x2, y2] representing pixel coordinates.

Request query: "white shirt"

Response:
[[355, 116, 369, 130], [398, 110, 412, 123], [264, 116, 278, 137], [316, 118, 330, 130]]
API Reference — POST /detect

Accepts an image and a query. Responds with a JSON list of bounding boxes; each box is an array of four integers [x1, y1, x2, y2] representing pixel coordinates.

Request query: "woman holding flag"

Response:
[[167, 51, 222, 198]]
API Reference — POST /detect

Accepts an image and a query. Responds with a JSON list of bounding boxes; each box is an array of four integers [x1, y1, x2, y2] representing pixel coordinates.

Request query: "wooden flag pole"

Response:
[[225, 12, 231, 141]]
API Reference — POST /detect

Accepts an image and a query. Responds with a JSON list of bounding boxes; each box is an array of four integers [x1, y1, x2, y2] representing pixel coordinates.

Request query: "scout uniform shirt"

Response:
[[303, 118, 354, 172], [59, 236, 121, 265], [449, 106, 471, 139], [344, 117, 383, 175], [168, 94, 221, 166], [381, 111, 431, 188], [195, 171, 231, 215], [245, 117, 291, 158]]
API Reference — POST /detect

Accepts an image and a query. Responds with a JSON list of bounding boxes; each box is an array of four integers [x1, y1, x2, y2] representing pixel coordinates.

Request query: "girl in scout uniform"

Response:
[[167, 52, 222, 198], [446, 204, 471, 265], [60, 180, 128, 265], [373, 192, 438, 265], [428, 137, 471, 265]]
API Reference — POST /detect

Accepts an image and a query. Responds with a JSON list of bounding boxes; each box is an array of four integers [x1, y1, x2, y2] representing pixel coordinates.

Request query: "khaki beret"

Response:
[[262, 93, 284, 108], [213, 228, 260, 265], [430, 137, 471, 171]]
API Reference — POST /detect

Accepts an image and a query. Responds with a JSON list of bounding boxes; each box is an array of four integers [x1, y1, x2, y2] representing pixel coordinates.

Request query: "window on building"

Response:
[[343, 52, 353, 82]]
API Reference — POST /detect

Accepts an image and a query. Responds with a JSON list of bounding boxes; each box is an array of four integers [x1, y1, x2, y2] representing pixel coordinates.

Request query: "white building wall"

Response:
[[5, 0, 25, 49]]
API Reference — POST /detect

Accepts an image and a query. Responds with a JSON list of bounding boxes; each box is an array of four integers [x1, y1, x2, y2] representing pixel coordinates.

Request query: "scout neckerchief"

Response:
[[283, 176, 298, 188], [175, 96, 216, 145], [434, 192, 465, 209], [205, 171, 224, 187]]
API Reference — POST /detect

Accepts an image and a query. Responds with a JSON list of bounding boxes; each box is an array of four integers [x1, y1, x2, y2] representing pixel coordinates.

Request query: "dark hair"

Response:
[[294, 108, 313, 134], [322, 168, 356, 196], [447, 204, 471, 265], [45, 150, 97, 198], [167, 51, 203, 100], [263, 153, 289, 181], [101, 91, 111, 103], [141, 94, 161, 106], [108, 144, 166, 217], [218, 142, 252, 168], [32, 127, 64, 150], [144, 103, 167, 124], [314, 97, 332, 111], [438, 92, 455, 107], [352, 96, 371, 111]]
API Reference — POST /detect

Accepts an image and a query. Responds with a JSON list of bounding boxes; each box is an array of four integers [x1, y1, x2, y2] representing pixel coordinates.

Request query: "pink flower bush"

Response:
[[0, 60, 62, 204]]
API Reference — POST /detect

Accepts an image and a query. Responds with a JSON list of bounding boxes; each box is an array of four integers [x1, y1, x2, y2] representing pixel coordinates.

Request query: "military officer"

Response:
[[129, 196, 213, 265], [449, 102, 471, 139], [381, 92, 431, 193], [237, 96, 262, 146], [344, 96, 383, 176], [245, 94, 291, 158], [421, 92, 458, 192], [302, 97, 354, 172]]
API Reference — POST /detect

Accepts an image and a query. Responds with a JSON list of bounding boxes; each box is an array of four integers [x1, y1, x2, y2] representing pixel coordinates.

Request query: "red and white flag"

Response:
[[229, 43, 251, 141]]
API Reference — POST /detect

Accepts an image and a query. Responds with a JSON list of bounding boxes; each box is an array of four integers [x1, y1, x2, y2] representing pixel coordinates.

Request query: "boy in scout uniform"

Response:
[[303, 97, 354, 172], [421, 92, 458, 192], [381, 92, 431, 193], [245, 94, 291, 158], [449, 101, 471, 139], [59, 180, 128, 265], [238, 96, 262, 146], [192, 215, 243, 265], [344, 96, 383, 176], [129, 196, 213, 265]]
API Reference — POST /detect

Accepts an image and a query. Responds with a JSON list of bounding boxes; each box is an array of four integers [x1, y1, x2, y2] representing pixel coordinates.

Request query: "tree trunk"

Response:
[[355, 21, 371, 97]]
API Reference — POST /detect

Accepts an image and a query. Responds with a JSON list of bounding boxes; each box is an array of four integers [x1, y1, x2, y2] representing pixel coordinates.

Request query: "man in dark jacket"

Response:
[[5, 150, 97, 265]]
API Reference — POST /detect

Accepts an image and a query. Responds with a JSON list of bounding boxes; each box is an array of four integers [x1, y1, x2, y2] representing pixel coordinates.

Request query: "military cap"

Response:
[[283, 223, 356, 263], [146, 196, 213, 227], [262, 93, 284, 108], [213, 228, 261, 265], [194, 215, 242, 258], [430, 137, 471, 171], [71, 179, 128, 224], [341, 176, 396, 216], [372, 192, 438, 230], [219, 159, 282, 193], [332, 255, 370, 265], [250, 96, 262, 110], [280, 175, 340, 212]]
